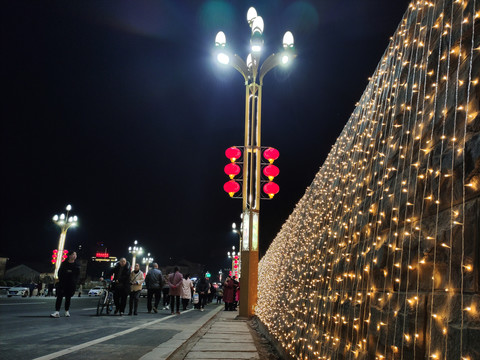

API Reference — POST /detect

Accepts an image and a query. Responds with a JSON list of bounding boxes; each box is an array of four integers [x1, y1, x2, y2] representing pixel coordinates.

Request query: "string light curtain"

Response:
[[257, 1, 480, 359]]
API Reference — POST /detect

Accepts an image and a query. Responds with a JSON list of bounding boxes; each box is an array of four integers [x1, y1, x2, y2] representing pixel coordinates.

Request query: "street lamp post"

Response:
[[215, 7, 295, 317], [143, 253, 153, 274], [128, 240, 143, 269], [52, 204, 78, 280]]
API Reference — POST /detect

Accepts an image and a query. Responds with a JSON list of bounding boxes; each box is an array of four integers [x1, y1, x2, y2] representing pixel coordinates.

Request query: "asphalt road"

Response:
[[0, 295, 220, 360]]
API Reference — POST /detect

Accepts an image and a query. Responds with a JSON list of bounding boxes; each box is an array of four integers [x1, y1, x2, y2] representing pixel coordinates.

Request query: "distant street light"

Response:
[[142, 253, 153, 274], [227, 246, 240, 280], [214, 7, 295, 318], [232, 222, 243, 276], [128, 240, 143, 269], [52, 204, 78, 280]]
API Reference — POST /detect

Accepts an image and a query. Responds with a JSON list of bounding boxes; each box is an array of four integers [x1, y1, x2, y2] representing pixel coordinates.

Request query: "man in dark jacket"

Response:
[[112, 258, 131, 315], [195, 276, 210, 311], [145, 262, 163, 313], [50, 251, 80, 318]]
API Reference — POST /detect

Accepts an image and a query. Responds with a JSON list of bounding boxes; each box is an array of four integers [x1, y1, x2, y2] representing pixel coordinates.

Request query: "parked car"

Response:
[[7, 284, 30, 297], [140, 284, 147, 298], [88, 287, 105, 296]]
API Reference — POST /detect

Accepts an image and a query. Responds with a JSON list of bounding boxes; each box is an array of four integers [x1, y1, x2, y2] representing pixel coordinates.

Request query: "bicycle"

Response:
[[96, 285, 113, 316]]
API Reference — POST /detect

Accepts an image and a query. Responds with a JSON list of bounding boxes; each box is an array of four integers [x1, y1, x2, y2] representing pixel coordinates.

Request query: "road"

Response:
[[0, 295, 221, 360]]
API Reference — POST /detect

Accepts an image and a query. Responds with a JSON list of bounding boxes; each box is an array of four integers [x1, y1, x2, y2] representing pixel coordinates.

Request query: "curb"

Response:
[[139, 305, 224, 360]]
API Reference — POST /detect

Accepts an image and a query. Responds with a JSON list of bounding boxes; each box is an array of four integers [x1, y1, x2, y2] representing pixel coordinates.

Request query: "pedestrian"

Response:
[[232, 276, 239, 310], [208, 282, 216, 303], [223, 276, 235, 311], [216, 285, 223, 304], [47, 282, 54, 297], [29, 281, 36, 297], [37, 282, 43, 296], [181, 274, 194, 311], [77, 284, 82, 297], [162, 275, 170, 310], [167, 267, 183, 315], [128, 263, 144, 315], [195, 276, 210, 312], [145, 262, 163, 313], [50, 251, 79, 318], [112, 257, 131, 315]]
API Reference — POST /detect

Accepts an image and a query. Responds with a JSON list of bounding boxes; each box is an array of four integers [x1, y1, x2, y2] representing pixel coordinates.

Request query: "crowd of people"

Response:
[[49, 253, 240, 317]]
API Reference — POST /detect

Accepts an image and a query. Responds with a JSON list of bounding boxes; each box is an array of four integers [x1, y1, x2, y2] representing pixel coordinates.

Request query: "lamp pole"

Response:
[[128, 240, 143, 270], [143, 253, 153, 274], [52, 205, 78, 280], [215, 7, 295, 318]]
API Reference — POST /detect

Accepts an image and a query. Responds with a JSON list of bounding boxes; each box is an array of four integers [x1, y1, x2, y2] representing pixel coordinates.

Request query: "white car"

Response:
[[88, 287, 104, 296], [7, 284, 30, 297], [140, 285, 147, 298]]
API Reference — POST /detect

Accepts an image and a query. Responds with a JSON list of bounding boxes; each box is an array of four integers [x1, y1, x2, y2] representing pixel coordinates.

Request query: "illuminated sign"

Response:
[[96, 252, 110, 258]]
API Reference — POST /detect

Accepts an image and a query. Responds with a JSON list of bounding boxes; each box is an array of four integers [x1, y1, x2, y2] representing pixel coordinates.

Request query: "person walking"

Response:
[[128, 263, 144, 315], [50, 251, 79, 318], [77, 284, 83, 297], [216, 285, 223, 304], [167, 267, 183, 315], [112, 258, 131, 315], [195, 276, 210, 312], [232, 276, 239, 310], [181, 274, 194, 311], [223, 276, 235, 311], [37, 282, 43, 296], [162, 275, 170, 310], [145, 262, 163, 313], [47, 282, 54, 297], [208, 282, 216, 303]]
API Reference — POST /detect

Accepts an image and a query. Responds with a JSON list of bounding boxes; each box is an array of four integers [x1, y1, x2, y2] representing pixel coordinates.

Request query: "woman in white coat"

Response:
[[181, 274, 194, 311], [128, 263, 144, 315]]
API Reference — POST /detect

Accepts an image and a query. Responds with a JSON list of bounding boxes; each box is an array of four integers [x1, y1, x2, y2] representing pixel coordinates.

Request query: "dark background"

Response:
[[1, 0, 411, 273]]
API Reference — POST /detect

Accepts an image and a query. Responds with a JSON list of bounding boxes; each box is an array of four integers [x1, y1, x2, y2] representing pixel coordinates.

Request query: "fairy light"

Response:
[[256, 1, 479, 359]]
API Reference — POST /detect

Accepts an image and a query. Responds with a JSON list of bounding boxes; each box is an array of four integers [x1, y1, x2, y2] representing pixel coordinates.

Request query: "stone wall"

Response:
[[257, 1, 480, 359]]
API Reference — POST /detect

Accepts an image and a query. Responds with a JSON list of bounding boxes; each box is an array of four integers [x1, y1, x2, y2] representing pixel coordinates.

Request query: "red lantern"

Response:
[[263, 147, 279, 163], [51, 249, 58, 264], [224, 180, 241, 197], [263, 164, 279, 181], [263, 181, 280, 198], [224, 163, 241, 179], [225, 147, 242, 162]]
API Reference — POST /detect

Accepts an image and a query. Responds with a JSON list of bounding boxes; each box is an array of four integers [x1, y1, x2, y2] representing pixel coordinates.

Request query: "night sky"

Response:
[[1, 0, 411, 273]]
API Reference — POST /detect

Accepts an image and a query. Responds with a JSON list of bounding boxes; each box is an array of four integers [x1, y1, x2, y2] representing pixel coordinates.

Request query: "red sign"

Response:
[[96, 252, 110, 258]]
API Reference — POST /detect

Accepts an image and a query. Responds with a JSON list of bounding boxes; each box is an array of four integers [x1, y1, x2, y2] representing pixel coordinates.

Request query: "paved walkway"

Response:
[[139, 306, 260, 360], [183, 309, 259, 360]]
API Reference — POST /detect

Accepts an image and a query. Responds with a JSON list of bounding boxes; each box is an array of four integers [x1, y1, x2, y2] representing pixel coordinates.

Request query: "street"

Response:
[[0, 295, 221, 360]]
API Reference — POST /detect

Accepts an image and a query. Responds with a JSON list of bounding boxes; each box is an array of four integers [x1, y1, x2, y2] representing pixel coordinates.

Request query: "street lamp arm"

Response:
[[259, 52, 297, 85], [229, 54, 250, 82]]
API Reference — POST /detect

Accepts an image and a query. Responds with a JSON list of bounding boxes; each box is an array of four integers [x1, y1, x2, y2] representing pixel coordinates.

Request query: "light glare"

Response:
[[215, 31, 226, 46], [252, 16, 264, 34], [247, 7, 257, 23], [283, 31, 294, 48], [217, 53, 229, 64]]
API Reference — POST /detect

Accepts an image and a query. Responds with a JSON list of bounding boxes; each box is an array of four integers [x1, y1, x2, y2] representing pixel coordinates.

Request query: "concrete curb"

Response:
[[139, 306, 224, 360]]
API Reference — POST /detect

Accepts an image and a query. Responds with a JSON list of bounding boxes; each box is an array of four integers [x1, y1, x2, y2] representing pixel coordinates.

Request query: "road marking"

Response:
[[81, 307, 98, 311], [33, 309, 194, 360], [0, 302, 46, 305]]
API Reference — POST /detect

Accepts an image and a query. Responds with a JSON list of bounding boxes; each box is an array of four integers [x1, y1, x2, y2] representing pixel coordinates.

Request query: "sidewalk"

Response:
[[140, 306, 260, 360], [182, 309, 260, 360]]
